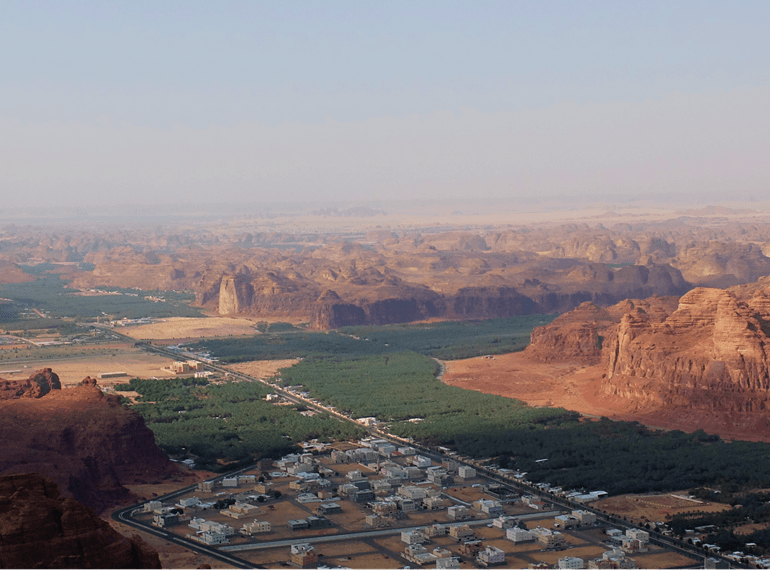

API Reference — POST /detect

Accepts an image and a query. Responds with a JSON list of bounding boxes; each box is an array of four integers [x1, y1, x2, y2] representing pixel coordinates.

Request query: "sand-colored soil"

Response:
[[442, 352, 622, 416], [593, 492, 731, 524], [441, 352, 770, 442], [122, 317, 259, 340], [228, 359, 300, 380], [0, 349, 176, 386]]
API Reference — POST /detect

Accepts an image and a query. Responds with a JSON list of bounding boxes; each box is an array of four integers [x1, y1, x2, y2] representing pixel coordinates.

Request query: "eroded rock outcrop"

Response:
[[0, 368, 61, 400], [602, 288, 770, 410], [526, 285, 770, 413], [0, 377, 175, 512], [0, 473, 160, 569]]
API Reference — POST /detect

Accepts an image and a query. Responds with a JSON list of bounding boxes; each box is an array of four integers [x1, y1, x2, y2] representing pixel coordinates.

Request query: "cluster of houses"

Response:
[[398, 524, 503, 568], [139, 438, 745, 570]]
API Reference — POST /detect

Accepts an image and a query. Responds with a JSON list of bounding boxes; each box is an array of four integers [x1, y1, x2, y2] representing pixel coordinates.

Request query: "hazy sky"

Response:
[[1, 1, 769, 208]]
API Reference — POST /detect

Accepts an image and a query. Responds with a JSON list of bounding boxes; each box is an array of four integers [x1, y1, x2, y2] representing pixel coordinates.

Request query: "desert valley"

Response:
[[3, 203, 770, 568]]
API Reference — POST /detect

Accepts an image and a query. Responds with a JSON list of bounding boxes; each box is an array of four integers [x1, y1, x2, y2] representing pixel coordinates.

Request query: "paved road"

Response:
[[221, 511, 562, 553]]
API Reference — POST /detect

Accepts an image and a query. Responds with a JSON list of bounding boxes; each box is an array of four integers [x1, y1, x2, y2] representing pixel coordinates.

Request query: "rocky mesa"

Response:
[[525, 283, 770, 417], [0, 371, 176, 513]]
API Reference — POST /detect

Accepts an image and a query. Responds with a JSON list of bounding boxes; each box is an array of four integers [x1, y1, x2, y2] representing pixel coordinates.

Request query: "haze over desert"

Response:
[[3, 1, 770, 569]]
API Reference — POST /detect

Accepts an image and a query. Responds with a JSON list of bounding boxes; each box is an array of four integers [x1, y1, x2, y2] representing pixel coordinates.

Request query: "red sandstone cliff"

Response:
[[0, 473, 160, 569], [602, 287, 770, 411], [525, 285, 770, 414], [0, 372, 176, 513]]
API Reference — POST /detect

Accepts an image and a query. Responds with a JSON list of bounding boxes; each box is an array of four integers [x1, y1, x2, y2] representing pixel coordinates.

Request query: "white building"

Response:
[[458, 465, 476, 479], [555, 514, 580, 529], [405, 544, 436, 565], [558, 556, 585, 569], [222, 477, 239, 488], [413, 455, 432, 468], [423, 496, 445, 510], [179, 496, 201, 508], [477, 545, 506, 566], [241, 520, 271, 535], [473, 499, 503, 515], [198, 531, 230, 545], [436, 556, 461, 569], [399, 485, 428, 500], [507, 527, 535, 543], [573, 510, 597, 525], [532, 526, 567, 549], [447, 505, 472, 520], [492, 516, 516, 529], [625, 529, 649, 544], [401, 530, 428, 544]]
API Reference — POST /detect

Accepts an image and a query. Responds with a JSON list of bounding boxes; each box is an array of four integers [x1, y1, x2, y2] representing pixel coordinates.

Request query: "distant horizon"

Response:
[[2, 193, 769, 227]]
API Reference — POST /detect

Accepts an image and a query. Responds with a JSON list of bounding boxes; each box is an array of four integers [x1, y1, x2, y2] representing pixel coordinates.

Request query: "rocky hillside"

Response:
[[525, 283, 770, 413], [0, 372, 176, 512], [0, 473, 160, 569], [0, 367, 61, 399], [602, 287, 770, 411]]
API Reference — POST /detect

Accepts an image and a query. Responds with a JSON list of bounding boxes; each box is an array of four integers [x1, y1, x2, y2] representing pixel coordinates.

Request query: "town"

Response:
[[125, 436, 710, 569]]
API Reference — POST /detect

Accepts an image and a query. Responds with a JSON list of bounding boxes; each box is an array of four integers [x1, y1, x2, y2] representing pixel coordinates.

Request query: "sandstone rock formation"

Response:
[[0, 376, 175, 512], [0, 473, 160, 569], [526, 284, 770, 415], [8, 215, 770, 328], [602, 287, 770, 411], [0, 368, 61, 399]]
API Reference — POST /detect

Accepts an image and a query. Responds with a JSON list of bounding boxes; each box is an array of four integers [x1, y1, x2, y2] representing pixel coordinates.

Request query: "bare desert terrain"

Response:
[[593, 492, 732, 525], [0, 348, 175, 386], [122, 316, 260, 340], [228, 359, 301, 380], [441, 351, 770, 443]]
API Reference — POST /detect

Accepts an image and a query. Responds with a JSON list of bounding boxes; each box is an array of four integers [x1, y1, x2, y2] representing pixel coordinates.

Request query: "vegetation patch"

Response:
[[122, 377, 363, 471], [277, 355, 770, 496], [0, 273, 202, 322], [191, 314, 557, 362]]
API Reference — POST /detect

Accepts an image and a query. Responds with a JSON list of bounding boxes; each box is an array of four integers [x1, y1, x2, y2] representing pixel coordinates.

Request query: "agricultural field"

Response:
[[120, 377, 364, 470], [0, 271, 202, 323], [189, 314, 557, 362], [273, 353, 770, 496]]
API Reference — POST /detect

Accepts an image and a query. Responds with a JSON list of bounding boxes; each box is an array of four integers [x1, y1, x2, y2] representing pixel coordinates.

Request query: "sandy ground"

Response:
[[593, 492, 732, 525], [0, 349, 176, 386], [441, 352, 624, 416], [121, 317, 260, 340], [228, 359, 300, 380], [441, 351, 770, 442]]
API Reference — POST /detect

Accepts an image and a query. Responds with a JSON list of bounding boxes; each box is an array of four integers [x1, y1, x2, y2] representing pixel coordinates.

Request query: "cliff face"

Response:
[[0, 473, 160, 569], [0, 374, 175, 512], [526, 286, 770, 413], [602, 288, 770, 411]]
